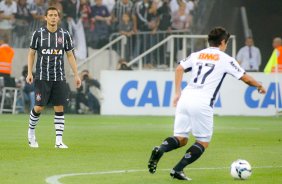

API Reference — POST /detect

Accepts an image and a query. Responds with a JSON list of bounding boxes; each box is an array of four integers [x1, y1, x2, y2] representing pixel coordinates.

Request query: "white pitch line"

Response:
[[45, 166, 282, 184]]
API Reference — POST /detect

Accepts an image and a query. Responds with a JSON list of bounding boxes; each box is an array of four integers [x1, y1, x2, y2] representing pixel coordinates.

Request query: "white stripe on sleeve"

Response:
[[66, 30, 73, 48], [48, 32, 50, 47], [40, 56, 43, 80], [59, 59, 63, 81], [55, 32, 58, 48], [40, 28, 43, 47], [54, 56, 57, 81], [61, 28, 65, 48], [47, 56, 50, 81], [30, 31, 36, 47]]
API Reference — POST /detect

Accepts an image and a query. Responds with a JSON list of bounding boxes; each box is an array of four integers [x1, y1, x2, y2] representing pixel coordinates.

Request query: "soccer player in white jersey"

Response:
[[26, 7, 81, 148], [148, 27, 266, 180]]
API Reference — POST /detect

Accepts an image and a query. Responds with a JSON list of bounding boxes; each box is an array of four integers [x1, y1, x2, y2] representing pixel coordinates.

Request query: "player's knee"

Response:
[[34, 106, 44, 113], [176, 136, 188, 147], [54, 105, 64, 112]]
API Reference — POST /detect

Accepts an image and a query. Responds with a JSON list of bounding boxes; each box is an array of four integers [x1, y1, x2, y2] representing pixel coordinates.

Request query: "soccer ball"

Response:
[[230, 159, 252, 180]]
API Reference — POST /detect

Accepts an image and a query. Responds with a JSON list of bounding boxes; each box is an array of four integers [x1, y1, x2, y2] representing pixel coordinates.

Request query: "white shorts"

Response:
[[173, 92, 214, 142]]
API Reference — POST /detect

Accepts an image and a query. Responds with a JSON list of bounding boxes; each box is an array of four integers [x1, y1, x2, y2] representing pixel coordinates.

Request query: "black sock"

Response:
[[173, 142, 205, 171], [159, 137, 180, 153]]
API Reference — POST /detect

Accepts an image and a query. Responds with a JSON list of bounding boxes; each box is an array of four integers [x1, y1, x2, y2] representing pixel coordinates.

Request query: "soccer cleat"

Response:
[[28, 137, 39, 148], [55, 142, 68, 149], [28, 132, 39, 148], [170, 169, 192, 181], [148, 146, 163, 174]]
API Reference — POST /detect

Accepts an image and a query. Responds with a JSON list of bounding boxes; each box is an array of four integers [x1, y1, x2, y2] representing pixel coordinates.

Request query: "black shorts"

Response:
[[34, 80, 67, 106]]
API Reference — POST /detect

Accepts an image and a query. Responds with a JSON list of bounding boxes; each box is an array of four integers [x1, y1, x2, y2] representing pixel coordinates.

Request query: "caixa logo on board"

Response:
[[120, 80, 221, 107], [245, 82, 282, 108]]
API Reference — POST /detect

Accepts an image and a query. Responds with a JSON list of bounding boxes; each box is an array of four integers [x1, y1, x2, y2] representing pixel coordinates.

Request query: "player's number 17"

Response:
[[193, 63, 215, 84]]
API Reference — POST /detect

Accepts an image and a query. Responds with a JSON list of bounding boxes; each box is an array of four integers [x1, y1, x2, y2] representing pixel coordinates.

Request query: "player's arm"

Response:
[[226, 59, 265, 93], [26, 48, 36, 84], [66, 50, 81, 88], [173, 55, 193, 106], [173, 64, 184, 107], [240, 74, 266, 94]]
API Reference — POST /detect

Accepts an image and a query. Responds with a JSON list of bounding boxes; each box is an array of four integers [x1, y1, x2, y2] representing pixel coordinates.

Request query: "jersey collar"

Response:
[[209, 47, 220, 50]]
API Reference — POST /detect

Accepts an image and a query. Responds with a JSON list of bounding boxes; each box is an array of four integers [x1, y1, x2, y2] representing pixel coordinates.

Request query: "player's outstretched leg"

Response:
[[28, 108, 40, 148], [170, 142, 206, 180], [54, 112, 68, 149], [148, 146, 163, 173], [148, 137, 181, 174]]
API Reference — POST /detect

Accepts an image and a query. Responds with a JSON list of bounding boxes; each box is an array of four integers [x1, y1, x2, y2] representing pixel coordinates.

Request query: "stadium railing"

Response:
[[109, 31, 236, 70], [76, 31, 236, 73]]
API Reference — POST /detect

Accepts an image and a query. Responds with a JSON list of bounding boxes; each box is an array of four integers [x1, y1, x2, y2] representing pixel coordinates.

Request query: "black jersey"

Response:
[[30, 27, 74, 81]]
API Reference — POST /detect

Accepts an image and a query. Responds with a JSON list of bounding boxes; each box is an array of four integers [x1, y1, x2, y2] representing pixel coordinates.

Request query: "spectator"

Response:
[[157, 0, 172, 65], [236, 37, 261, 72], [0, 0, 17, 45], [158, 0, 172, 32], [147, 0, 159, 34], [134, 0, 152, 32], [62, 0, 80, 22], [171, 1, 190, 31], [0, 36, 14, 77], [264, 37, 282, 73], [16, 65, 35, 112], [27, 0, 35, 6], [133, 0, 152, 63], [62, 0, 87, 60], [103, 0, 115, 13], [272, 37, 282, 72], [146, 0, 159, 66], [29, 0, 47, 32], [118, 12, 134, 36], [48, 0, 63, 15], [76, 70, 101, 114], [171, 1, 190, 61], [118, 12, 134, 60], [111, 0, 134, 33], [117, 58, 133, 70], [14, 0, 32, 48], [80, 0, 94, 48], [170, 0, 196, 15], [272, 37, 282, 49], [90, 0, 111, 49], [88, 0, 115, 11]]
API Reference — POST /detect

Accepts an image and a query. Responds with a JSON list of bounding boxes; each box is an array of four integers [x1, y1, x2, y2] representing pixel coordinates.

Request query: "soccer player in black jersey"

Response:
[[26, 7, 81, 148]]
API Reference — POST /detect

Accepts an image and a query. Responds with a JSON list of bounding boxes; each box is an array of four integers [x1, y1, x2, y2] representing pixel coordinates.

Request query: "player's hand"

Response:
[[173, 93, 181, 107], [75, 75, 81, 88], [257, 86, 266, 94], [26, 73, 33, 84]]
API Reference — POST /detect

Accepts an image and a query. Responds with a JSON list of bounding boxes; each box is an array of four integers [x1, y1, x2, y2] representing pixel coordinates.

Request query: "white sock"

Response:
[[54, 112, 64, 145], [28, 109, 40, 138]]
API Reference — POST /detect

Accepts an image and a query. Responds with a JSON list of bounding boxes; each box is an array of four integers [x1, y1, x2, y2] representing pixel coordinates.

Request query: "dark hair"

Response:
[[45, 6, 60, 17], [208, 27, 230, 47]]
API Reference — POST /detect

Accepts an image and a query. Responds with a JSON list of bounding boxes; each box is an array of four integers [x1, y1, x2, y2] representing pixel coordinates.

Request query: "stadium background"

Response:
[[0, 0, 282, 183], [203, 0, 282, 71], [3, 0, 282, 73]]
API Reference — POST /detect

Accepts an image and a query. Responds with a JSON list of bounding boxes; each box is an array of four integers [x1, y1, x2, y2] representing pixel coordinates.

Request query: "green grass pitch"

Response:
[[0, 114, 281, 184]]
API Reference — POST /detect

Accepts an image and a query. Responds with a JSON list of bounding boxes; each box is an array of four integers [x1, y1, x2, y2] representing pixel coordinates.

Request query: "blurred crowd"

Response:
[[0, 0, 199, 51]]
